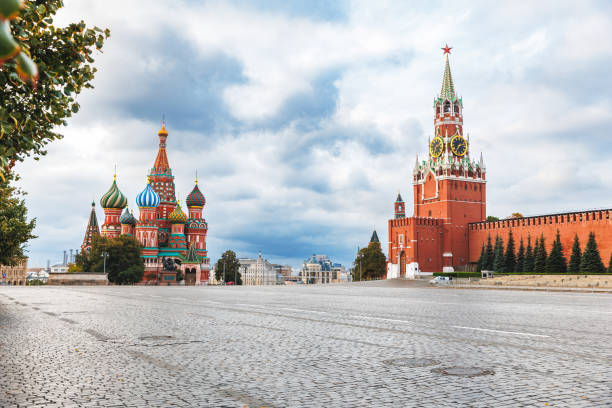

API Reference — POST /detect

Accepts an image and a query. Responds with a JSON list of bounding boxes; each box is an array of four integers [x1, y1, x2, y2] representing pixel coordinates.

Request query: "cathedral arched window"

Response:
[[454, 103, 460, 115]]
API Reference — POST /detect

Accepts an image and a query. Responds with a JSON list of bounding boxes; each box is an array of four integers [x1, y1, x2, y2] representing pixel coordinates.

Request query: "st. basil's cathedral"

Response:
[[81, 123, 210, 284]]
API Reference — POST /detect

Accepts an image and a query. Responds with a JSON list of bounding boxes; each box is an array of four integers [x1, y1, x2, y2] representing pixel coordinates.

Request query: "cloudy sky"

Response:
[[16, 0, 612, 269]]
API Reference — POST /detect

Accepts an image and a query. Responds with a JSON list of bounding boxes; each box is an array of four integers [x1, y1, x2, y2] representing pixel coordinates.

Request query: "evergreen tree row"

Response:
[[476, 230, 609, 274]]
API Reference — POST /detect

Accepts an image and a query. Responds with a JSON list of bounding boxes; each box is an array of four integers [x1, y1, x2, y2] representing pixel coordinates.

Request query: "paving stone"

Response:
[[0, 285, 610, 406]]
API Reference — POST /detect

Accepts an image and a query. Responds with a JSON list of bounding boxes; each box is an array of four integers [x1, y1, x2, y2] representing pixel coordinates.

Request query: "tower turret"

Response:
[[148, 122, 176, 246], [394, 192, 405, 219], [135, 182, 160, 248], [185, 177, 208, 253], [81, 201, 100, 253], [370, 230, 380, 246], [120, 206, 137, 236], [100, 174, 128, 237], [168, 202, 188, 249]]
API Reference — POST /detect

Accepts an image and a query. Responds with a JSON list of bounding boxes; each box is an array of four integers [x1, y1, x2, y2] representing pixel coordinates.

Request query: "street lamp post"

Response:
[[101, 251, 109, 275]]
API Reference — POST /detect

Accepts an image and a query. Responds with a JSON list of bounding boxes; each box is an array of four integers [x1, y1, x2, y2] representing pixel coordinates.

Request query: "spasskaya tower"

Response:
[[388, 45, 486, 275]]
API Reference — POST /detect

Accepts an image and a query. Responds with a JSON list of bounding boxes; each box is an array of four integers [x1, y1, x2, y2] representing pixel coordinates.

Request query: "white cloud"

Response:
[[15, 1, 612, 270]]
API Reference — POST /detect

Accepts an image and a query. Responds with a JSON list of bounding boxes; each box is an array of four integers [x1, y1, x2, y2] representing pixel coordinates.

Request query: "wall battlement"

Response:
[[469, 209, 611, 231], [390, 216, 443, 228]]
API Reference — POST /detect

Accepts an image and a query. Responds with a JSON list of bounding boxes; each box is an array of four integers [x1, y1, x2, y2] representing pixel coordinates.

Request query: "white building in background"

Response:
[[239, 252, 277, 286], [301, 254, 346, 284]]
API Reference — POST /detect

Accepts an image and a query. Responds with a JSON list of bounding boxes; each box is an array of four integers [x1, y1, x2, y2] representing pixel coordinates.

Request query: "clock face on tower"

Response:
[[429, 136, 444, 158], [450, 135, 467, 156]]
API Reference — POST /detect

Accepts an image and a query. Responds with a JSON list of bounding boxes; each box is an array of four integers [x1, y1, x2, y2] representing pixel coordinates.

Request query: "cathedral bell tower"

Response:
[[412, 45, 486, 271]]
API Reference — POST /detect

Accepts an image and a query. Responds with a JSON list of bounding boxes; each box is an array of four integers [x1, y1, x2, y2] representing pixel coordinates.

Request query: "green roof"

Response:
[[440, 55, 456, 100]]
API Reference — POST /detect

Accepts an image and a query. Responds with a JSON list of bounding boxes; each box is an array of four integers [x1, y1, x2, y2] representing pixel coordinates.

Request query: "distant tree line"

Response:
[[476, 230, 611, 274]]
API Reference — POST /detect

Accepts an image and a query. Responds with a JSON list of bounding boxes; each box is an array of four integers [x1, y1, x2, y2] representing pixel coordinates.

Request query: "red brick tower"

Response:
[[412, 45, 486, 271], [148, 122, 177, 247]]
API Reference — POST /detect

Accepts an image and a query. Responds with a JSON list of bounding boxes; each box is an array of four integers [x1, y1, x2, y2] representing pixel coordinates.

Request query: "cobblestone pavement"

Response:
[[0, 284, 610, 407]]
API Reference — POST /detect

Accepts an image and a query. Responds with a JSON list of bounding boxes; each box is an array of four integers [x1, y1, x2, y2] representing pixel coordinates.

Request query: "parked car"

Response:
[[429, 276, 452, 285]]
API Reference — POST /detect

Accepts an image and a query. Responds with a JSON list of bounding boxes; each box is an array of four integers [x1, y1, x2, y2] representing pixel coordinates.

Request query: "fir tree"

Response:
[[516, 238, 525, 273], [493, 236, 505, 273], [504, 230, 516, 273], [608, 252, 612, 274], [523, 235, 535, 273], [579, 232, 605, 274], [484, 235, 494, 271], [476, 244, 485, 272], [546, 230, 567, 273], [568, 234, 581, 274], [533, 234, 547, 274]]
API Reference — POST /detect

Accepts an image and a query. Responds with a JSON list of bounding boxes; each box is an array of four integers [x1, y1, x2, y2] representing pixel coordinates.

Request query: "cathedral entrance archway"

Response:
[[400, 251, 406, 278], [184, 268, 196, 285]]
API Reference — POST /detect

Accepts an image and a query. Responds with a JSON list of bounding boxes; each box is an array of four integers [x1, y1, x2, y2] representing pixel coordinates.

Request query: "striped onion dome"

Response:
[[186, 183, 206, 208], [100, 176, 128, 209], [168, 203, 187, 224], [136, 182, 160, 208], [119, 207, 137, 225]]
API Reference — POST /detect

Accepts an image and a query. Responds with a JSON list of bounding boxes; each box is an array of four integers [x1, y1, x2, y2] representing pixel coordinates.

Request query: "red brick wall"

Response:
[[388, 217, 443, 273], [468, 209, 612, 268]]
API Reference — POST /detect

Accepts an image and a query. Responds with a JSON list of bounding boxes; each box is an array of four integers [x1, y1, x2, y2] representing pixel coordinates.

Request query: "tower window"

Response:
[[444, 101, 451, 113]]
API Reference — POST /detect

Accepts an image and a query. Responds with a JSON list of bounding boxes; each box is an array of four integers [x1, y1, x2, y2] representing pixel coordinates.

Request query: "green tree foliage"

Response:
[[523, 235, 534, 273], [486, 216, 499, 222], [353, 242, 386, 281], [533, 235, 547, 274], [579, 232, 605, 274], [117, 265, 145, 285], [214, 250, 242, 284], [516, 238, 525, 273], [0, 0, 38, 86], [0, 172, 36, 265], [504, 230, 516, 273], [545, 230, 567, 273], [568, 234, 581, 274], [476, 244, 485, 272], [75, 235, 144, 284], [0, 0, 110, 176], [67, 263, 81, 272], [608, 252, 612, 274], [492, 236, 505, 273], [484, 235, 494, 271]]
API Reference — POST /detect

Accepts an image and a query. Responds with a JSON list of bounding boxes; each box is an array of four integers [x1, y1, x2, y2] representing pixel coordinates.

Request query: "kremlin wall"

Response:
[[468, 209, 612, 264], [387, 46, 611, 276]]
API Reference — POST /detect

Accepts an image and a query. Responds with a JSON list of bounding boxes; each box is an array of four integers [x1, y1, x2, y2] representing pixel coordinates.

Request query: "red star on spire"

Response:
[[441, 44, 452, 55]]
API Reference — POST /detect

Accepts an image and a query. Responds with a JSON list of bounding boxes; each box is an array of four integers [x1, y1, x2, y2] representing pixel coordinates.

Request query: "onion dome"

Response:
[[100, 175, 128, 209], [119, 207, 137, 225], [136, 182, 160, 208], [169, 203, 187, 224], [186, 182, 206, 208], [158, 121, 168, 136]]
